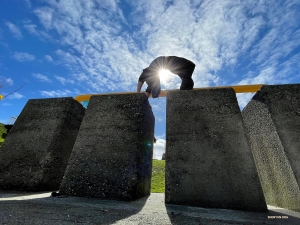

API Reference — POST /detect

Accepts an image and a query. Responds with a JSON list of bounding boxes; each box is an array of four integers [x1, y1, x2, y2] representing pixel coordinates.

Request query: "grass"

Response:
[[0, 123, 7, 147], [151, 159, 165, 193]]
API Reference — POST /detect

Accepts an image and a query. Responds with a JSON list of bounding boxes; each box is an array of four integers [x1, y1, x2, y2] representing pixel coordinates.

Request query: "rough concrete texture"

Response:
[[59, 94, 155, 201], [0, 97, 85, 191], [242, 84, 300, 212], [166, 88, 267, 212], [1, 192, 300, 225]]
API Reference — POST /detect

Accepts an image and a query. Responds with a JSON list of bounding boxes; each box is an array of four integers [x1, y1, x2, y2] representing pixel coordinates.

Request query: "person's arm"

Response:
[[137, 81, 150, 98], [137, 81, 144, 93]]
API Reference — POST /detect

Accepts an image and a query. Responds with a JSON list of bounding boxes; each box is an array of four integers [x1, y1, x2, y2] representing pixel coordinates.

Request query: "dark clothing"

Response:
[[138, 56, 195, 97], [138, 67, 161, 98]]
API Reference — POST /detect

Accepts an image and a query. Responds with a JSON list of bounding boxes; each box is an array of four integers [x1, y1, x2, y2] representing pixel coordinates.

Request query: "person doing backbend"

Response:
[[137, 56, 196, 98]]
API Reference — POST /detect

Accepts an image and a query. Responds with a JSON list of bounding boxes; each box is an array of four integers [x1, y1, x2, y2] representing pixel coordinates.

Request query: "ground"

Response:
[[0, 191, 299, 225]]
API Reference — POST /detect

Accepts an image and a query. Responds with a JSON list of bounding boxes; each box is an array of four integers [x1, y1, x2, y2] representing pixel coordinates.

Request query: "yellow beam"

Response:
[[74, 84, 265, 102]]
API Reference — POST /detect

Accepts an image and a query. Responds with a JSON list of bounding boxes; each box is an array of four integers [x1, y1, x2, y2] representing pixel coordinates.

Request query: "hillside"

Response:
[[151, 160, 165, 193]]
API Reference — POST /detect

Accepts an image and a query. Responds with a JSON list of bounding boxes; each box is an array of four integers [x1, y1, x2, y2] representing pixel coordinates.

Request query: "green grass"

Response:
[[0, 123, 7, 147], [151, 159, 165, 193]]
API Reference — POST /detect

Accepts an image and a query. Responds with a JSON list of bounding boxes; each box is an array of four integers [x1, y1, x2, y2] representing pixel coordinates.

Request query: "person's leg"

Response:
[[180, 77, 194, 90], [179, 63, 195, 90]]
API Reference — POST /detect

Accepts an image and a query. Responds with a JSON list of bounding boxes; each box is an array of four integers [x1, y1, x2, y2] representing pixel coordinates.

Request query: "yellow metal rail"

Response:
[[74, 84, 264, 102]]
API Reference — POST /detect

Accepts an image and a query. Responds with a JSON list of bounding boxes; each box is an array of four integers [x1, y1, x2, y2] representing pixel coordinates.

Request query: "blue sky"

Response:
[[1, 0, 300, 159]]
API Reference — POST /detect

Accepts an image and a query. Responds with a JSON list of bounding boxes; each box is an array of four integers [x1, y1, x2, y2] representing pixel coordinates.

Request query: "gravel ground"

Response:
[[0, 191, 299, 225]]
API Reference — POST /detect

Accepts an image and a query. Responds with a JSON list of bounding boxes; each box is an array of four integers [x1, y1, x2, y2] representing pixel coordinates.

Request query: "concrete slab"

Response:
[[59, 94, 155, 201], [0, 191, 299, 224], [166, 88, 267, 212], [242, 84, 300, 212], [0, 97, 85, 191]]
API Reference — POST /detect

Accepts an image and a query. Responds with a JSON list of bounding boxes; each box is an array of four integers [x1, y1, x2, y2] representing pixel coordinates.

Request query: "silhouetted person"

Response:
[[137, 56, 196, 98]]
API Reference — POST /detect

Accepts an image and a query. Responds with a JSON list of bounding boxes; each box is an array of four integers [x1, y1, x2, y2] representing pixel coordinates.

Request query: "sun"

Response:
[[158, 69, 170, 82]]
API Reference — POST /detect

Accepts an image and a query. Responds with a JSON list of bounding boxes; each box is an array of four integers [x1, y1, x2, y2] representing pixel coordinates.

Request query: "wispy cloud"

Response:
[[5, 22, 22, 39], [32, 73, 52, 83], [55, 76, 75, 85], [44, 55, 53, 62], [12, 52, 35, 62], [40, 89, 72, 97], [33, 7, 53, 30], [28, 0, 300, 96], [23, 24, 39, 36], [0, 77, 14, 86], [6, 92, 24, 99], [23, 24, 53, 42], [6, 78, 14, 86]]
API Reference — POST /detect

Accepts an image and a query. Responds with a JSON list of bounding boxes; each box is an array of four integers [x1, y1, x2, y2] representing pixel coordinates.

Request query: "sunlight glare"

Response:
[[159, 69, 170, 82]]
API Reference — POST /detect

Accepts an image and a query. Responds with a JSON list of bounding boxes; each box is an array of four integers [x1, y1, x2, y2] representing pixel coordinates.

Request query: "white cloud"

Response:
[[12, 52, 35, 62], [6, 78, 14, 86], [6, 92, 24, 99], [24, 24, 39, 36], [237, 67, 283, 85], [34, 7, 53, 30], [55, 76, 75, 85], [0, 77, 13, 86], [44, 55, 53, 62], [28, 0, 300, 96], [23, 24, 53, 42], [40, 89, 72, 97], [153, 139, 165, 160], [32, 73, 52, 83], [5, 22, 22, 39]]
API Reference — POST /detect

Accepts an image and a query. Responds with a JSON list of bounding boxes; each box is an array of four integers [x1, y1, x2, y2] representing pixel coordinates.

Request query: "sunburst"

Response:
[[158, 69, 171, 83]]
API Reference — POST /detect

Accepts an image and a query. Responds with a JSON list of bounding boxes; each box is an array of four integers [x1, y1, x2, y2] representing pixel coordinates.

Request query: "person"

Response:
[[137, 56, 196, 98]]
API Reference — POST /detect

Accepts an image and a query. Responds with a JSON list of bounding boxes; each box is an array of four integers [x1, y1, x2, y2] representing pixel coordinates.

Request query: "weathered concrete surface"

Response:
[[0, 97, 85, 191], [60, 94, 155, 201], [1, 191, 299, 225], [242, 84, 300, 212], [166, 88, 267, 212]]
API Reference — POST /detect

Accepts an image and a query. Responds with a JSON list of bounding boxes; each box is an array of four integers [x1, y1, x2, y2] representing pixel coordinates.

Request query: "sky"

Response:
[[0, 0, 300, 159]]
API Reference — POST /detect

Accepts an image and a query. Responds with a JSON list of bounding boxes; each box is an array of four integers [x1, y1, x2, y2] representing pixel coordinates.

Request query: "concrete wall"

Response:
[[0, 97, 85, 191], [166, 88, 267, 212], [59, 94, 155, 201], [242, 84, 300, 212]]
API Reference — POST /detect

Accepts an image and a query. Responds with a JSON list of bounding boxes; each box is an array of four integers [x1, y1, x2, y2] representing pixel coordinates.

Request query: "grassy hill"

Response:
[[151, 160, 165, 193], [0, 123, 7, 147]]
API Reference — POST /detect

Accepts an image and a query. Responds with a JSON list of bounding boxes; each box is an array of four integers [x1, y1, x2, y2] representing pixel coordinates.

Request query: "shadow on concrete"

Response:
[[165, 203, 300, 225], [1, 191, 300, 224], [0, 191, 149, 224]]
